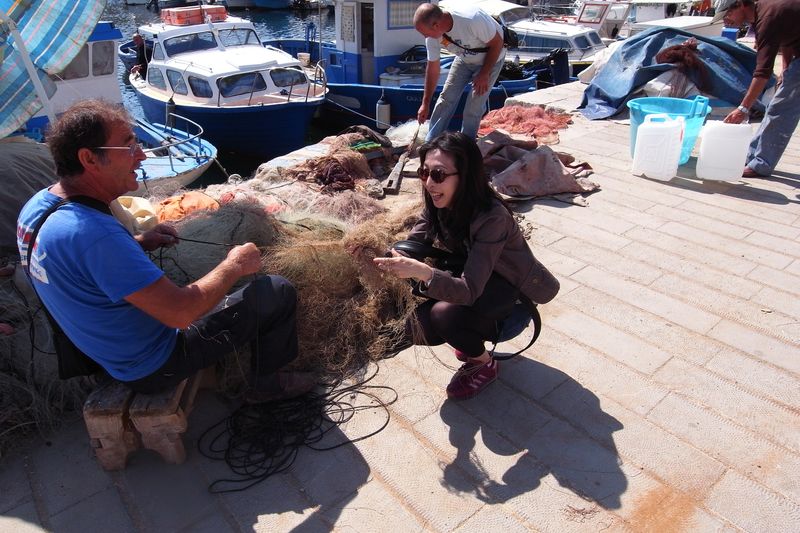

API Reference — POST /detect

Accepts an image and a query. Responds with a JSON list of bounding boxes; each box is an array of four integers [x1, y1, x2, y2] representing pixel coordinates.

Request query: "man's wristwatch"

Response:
[[737, 105, 750, 114]]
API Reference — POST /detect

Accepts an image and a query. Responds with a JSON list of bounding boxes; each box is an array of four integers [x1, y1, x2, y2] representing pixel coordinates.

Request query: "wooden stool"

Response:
[[82, 368, 215, 470]]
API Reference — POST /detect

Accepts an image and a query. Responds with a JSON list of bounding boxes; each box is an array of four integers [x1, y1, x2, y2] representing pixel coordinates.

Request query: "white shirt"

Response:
[[425, 6, 502, 65]]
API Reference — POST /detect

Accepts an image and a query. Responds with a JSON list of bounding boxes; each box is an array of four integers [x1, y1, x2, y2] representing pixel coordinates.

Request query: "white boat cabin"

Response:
[[134, 11, 325, 106]]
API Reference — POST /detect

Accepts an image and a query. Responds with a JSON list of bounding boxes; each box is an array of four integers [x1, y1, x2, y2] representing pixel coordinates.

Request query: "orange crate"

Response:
[[161, 7, 203, 26], [201, 5, 227, 22]]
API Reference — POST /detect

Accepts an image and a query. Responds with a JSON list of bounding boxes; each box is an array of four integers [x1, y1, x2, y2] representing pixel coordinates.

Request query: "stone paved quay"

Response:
[[2, 82, 799, 532]]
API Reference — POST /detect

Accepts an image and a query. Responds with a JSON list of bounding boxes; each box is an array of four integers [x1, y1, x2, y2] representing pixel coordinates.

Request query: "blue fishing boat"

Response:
[[253, 0, 293, 8], [1, 7, 217, 197], [126, 6, 327, 159], [263, 0, 542, 131]]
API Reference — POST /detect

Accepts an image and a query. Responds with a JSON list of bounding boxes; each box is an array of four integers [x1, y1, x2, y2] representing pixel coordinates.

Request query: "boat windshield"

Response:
[[501, 7, 531, 25], [217, 28, 261, 47], [218, 72, 267, 97], [163, 31, 218, 56]]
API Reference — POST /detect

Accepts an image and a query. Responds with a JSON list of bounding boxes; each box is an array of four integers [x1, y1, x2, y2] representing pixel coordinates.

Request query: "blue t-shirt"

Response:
[[17, 189, 177, 381]]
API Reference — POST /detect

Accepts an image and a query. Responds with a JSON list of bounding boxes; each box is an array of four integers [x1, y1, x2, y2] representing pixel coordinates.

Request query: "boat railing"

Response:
[[141, 113, 212, 174]]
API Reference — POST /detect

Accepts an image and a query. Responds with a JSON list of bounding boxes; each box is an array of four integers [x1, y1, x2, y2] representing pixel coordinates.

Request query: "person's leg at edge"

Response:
[[746, 58, 800, 176], [460, 51, 506, 140], [426, 57, 476, 142]]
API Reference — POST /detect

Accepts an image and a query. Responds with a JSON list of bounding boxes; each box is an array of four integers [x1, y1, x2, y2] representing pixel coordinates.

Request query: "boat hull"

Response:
[[253, 0, 293, 8], [137, 92, 323, 159]]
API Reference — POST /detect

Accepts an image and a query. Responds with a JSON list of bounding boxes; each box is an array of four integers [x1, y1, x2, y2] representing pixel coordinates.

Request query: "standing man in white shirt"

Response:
[[414, 3, 506, 141]]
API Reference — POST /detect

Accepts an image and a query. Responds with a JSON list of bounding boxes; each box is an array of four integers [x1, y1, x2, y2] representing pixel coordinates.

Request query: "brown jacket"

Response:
[[408, 198, 559, 305]]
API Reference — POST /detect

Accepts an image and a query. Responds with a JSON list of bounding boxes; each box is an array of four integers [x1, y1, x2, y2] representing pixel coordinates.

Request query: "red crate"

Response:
[[201, 5, 227, 22], [161, 7, 203, 26]]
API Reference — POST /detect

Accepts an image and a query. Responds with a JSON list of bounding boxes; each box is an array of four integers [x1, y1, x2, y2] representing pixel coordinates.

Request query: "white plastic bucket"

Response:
[[695, 121, 753, 181], [631, 114, 685, 181]]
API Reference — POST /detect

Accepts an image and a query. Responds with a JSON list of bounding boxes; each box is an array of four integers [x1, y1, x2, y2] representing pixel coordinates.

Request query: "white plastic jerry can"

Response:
[[631, 114, 685, 181], [696, 120, 752, 181]]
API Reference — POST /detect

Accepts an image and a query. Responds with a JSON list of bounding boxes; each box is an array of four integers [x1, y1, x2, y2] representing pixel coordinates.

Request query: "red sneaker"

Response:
[[454, 349, 468, 362], [446, 359, 498, 400]]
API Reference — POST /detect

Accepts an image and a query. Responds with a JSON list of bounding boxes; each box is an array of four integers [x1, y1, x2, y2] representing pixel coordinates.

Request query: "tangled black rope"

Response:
[[197, 364, 397, 493]]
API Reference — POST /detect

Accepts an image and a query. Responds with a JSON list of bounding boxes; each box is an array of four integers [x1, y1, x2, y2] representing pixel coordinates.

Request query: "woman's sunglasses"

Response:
[[416, 167, 458, 184]]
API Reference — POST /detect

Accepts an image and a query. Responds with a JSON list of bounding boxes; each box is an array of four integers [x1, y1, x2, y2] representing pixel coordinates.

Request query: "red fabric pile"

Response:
[[478, 105, 573, 143]]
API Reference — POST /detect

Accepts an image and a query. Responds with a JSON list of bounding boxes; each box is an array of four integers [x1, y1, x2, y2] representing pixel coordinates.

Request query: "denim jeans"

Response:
[[127, 275, 298, 393], [747, 57, 800, 175], [426, 51, 506, 142]]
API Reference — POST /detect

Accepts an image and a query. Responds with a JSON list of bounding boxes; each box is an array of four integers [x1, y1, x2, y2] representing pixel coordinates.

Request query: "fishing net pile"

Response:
[[478, 105, 574, 144], [0, 266, 94, 456], [150, 195, 423, 392]]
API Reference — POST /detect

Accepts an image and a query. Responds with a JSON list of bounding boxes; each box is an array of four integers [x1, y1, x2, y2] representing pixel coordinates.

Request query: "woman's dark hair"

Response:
[[418, 131, 507, 242], [47, 99, 131, 179]]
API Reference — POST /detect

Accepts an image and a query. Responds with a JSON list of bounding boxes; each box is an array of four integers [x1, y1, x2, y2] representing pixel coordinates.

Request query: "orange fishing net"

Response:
[[478, 105, 573, 143]]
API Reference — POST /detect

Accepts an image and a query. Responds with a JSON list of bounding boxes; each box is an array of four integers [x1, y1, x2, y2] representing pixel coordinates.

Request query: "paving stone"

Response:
[[623, 227, 757, 277], [677, 198, 800, 240], [454, 505, 533, 533], [178, 511, 238, 533], [340, 419, 483, 532], [788, 259, 800, 277], [525, 245, 586, 278], [369, 356, 443, 425], [118, 450, 223, 532], [497, 353, 571, 402], [587, 171, 688, 207], [584, 192, 668, 229], [753, 286, 800, 320], [652, 358, 800, 454], [657, 221, 793, 270], [650, 273, 799, 344], [707, 319, 800, 375], [705, 349, 800, 408], [619, 241, 763, 299], [706, 470, 800, 532], [534, 329, 668, 416], [747, 264, 800, 297], [48, 488, 134, 533], [316, 479, 426, 532], [530, 209, 631, 251], [560, 285, 725, 366], [537, 199, 637, 235], [28, 422, 112, 517], [0, 458, 32, 514], [546, 304, 672, 375], [218, 469, 318, 532], [570, 266, 721, 334], [646, 203, 754, 240], [0, 501, 45, 533], [647, 393, 800, 503], [549, 237, 664, 285]]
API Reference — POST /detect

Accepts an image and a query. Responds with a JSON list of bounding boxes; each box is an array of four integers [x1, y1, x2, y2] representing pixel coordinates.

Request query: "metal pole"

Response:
[[318, 0, 323, 66], [2, 18, 57, 125]]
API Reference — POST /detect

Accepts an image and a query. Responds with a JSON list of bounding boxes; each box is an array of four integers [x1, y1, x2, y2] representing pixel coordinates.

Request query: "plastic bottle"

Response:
[[695, 121, 752, 181], [631, 114, 685, 181]]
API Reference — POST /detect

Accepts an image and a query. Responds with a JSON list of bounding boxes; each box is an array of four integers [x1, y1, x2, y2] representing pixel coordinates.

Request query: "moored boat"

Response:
[[265, 0, 542, 131], [126, 5, 327, 159], [17, 21, 217, 197]]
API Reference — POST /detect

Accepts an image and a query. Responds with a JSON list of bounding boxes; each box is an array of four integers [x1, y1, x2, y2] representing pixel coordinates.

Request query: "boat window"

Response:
[[166, 70, 189, 95], [587, 31, 603, 46], [92, 41, 115, 76], [501, 7, 532, 25], [56, 44, 89, 80], [387, 0, 419, 28], [163, 31, 217, 56], [518, 36, 570, 52], [579, 5, 608, 24], [148, 68, 167, 91], [270, 68, 307, 88], [218, 28, 261, 47], [218, 72, 267, 97], [188, 76, 213, 98], [153, 42, 165, 61], [573, 35, 591, 51]]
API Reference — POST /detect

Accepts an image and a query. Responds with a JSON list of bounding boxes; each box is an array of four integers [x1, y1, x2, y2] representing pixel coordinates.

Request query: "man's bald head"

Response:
[[414, 3, 444, 27]]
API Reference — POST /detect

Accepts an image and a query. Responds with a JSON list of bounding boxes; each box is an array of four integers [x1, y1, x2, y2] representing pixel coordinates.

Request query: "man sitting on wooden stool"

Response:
[[16, 99, 314, 402]]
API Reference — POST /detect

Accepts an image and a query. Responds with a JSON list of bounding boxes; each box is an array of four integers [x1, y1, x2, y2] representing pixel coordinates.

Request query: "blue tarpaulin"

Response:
[[0, 1, 106, 139], [579, 27, 766, 120]]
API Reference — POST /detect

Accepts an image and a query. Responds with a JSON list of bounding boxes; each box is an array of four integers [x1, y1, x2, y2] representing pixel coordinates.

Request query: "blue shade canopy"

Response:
[[0, 0, 106, 138]]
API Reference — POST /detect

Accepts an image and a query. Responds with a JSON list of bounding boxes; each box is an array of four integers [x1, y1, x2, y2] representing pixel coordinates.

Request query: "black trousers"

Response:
[[127, 275, 298, 393], [409, 273, 519, 358]]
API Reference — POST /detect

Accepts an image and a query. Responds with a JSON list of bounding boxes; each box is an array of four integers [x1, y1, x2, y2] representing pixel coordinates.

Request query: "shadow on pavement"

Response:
[[438, 356, 627, 509]]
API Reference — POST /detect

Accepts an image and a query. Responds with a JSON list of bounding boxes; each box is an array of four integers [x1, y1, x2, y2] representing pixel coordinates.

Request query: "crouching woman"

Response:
[[374, 131, 559, 400]]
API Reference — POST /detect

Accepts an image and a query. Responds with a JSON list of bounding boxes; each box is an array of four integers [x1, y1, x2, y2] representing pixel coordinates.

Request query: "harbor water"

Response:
[[101, 1, 336, 182]]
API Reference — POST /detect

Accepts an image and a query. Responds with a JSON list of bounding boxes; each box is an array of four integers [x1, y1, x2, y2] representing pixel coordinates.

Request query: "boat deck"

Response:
[[2, 82, 799, 532]]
